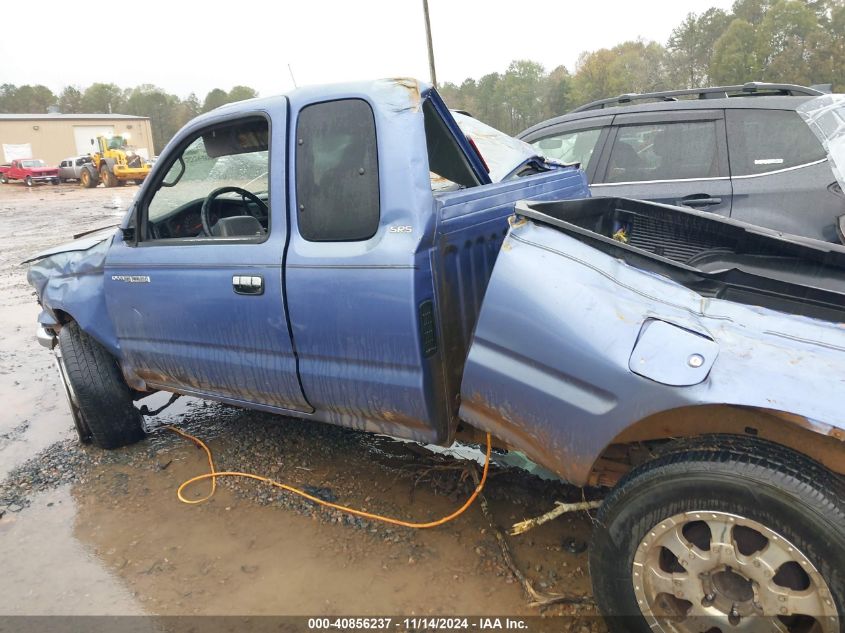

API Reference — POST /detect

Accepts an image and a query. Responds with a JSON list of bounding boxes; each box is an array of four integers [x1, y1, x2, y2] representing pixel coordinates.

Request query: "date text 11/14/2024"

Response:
[[307, 617, 529, 630]]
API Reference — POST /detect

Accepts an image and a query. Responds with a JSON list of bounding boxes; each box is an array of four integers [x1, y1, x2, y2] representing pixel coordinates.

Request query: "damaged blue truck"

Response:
[[25, 80, 845, 632]]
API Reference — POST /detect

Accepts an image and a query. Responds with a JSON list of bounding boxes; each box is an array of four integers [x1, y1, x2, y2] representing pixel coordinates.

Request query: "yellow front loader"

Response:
[[80, 135, 151, 188]]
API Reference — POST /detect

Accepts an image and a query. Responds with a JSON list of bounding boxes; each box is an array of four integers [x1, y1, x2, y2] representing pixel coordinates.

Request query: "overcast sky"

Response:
[[2, 0, 736, 99]]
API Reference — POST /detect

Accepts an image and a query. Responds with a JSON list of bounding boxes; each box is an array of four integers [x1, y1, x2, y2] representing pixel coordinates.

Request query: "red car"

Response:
[[0, 159, 60, 186]]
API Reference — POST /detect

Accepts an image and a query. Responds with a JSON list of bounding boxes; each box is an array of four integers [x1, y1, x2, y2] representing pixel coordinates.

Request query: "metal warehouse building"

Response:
[[0, 114, 154, 166]]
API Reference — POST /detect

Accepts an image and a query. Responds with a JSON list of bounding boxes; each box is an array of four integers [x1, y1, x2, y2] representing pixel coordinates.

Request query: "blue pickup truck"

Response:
[[25, 79, 845, 632]]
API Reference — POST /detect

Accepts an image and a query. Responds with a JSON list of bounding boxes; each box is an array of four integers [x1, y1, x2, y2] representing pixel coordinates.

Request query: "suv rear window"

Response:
[[726, 110, 826, 176], [604, 121, 719, 183]]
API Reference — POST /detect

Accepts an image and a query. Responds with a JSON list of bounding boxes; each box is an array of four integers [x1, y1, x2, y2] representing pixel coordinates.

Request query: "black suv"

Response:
[[519, 83, 845, 243]]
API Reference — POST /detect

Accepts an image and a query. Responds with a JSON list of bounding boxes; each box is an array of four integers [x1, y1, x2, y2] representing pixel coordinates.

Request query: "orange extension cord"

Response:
[[166, 426, 492, 529]]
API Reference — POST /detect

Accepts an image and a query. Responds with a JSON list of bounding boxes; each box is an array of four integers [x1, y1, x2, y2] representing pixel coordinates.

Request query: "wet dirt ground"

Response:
[[0, 182, 605, 629]]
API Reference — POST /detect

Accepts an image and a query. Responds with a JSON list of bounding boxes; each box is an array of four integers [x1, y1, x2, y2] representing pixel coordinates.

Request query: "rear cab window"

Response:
[[726, 109, 826, 176], [295, 99, 380, 242]]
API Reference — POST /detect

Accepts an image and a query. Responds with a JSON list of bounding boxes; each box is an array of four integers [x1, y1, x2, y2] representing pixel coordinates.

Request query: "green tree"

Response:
[[474, 73, 507, 131], [58, 86, 83, 113], [80, 83, 125, 113], [124, 84, 180, 153], [710, 19, 761, 83], [202, 88, 229, 112], [572, 40, 669, 107], [228, 85, 259, 102], [0, 84, 17, 112], [0, 84, 56, 113], [501, 60, 546, 133], [667, 9, 732, 87], [758, 0, 820, 83], [543, 65, 573, 118], [732, 0, 775, 25]]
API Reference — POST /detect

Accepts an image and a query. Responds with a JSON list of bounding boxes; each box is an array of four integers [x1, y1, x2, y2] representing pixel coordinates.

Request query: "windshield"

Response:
[[20, 159, 46, 168], [797, 94, 845, 193]]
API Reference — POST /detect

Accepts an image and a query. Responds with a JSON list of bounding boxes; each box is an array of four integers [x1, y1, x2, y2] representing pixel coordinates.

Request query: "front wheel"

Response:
[[0, 173, 7, 184], [57, 321, 145, 449], [100, 166, 116, 188], [25, 176, 33, 187], [590, 435, 844, 633]]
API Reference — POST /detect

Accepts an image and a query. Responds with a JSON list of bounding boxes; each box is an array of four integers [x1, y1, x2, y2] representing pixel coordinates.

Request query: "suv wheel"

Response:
[[590, 435, 844, 633], [57, 321, 145, 449]]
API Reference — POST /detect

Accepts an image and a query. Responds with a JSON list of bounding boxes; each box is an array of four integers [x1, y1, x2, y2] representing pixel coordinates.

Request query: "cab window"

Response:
[[143, 117, 270, 241]]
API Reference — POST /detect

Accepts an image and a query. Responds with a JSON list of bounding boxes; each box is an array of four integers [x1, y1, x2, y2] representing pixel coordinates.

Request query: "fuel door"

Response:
[[629, 319, 718, 386]]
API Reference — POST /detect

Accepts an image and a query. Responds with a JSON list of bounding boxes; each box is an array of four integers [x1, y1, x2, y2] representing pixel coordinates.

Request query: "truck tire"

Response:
[[80, 167, 97, 188], [58, 321, 145, 449], [100, 165, 116, 188], [590, 435, 844, 633], [25, 175, 33, 187], [0, 173, 7, 184]]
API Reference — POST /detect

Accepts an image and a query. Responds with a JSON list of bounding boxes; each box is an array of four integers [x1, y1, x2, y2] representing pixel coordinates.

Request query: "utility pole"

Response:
[[422, 0, 437, 88]]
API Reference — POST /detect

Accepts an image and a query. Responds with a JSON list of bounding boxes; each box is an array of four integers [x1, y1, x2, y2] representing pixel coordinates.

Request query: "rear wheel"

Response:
[[52, 178, 59, 185], [590, 436, 844, 633], [58, 321, 145, 449], [25, 175, 33, 187]]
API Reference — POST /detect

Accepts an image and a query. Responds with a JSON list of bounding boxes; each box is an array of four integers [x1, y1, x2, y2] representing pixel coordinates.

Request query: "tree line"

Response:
[[2, 0, 843, 145], [0, 83, 258, 152], [440, 0, 844, 134]]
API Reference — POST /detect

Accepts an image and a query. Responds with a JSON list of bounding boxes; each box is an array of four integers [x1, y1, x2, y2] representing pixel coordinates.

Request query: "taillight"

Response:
[[467, 137, 490, 174]]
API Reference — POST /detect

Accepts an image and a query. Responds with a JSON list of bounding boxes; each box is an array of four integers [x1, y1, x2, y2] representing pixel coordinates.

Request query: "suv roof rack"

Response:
[[572, 82, 823, 113]]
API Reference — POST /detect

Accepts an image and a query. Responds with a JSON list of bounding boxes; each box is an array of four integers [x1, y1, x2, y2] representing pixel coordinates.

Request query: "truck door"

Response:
[[104, 110, 311, 413], [284, 94, 482, 443]]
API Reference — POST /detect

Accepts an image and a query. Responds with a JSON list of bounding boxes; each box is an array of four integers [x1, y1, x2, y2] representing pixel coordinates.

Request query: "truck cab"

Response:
[[31, 78, 589, 447]]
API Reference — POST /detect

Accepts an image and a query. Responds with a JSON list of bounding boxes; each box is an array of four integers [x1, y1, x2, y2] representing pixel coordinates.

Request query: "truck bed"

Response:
[[516, 196, 845, 323]]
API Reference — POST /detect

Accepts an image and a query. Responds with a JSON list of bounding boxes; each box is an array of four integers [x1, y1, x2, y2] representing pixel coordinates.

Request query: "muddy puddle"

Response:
[[0, 185, 604, 627]]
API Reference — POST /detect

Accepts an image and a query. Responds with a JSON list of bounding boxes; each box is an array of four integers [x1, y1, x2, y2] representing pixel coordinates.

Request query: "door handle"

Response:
[[233, 275, 264, 295], [679, 195, 722, 207]]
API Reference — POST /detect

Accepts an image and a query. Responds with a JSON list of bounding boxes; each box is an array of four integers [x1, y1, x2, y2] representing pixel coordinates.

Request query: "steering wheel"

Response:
[[200, 186, 268, 236]]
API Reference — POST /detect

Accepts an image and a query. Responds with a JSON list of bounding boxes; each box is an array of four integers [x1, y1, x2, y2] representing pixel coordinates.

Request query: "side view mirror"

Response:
[[161, 156, 186, 188]]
